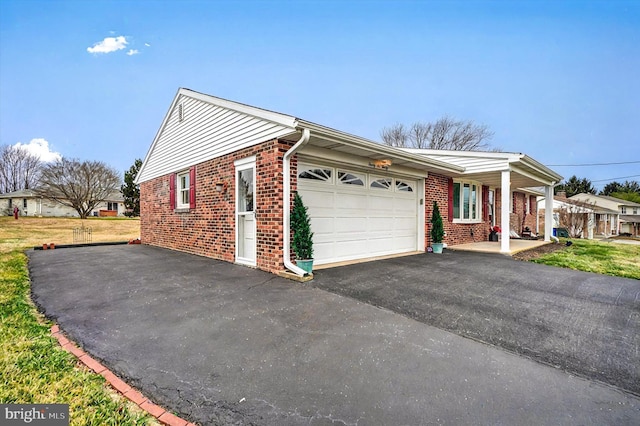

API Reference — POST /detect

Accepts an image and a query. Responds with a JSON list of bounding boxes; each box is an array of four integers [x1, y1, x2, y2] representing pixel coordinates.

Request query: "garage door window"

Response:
[[371, 177, 392, 190], [338, 171, 365, 186], [299, 166, 332, 182], [395, 180, 414, 192]]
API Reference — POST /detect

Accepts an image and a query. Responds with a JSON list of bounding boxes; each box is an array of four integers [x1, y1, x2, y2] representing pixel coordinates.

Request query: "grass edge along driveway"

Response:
[[0, 249, 154, 425], [531, 238, 640, 280]]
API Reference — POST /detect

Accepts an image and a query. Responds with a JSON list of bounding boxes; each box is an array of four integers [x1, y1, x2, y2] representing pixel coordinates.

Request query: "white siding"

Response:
[[137, 94, 296, 183]]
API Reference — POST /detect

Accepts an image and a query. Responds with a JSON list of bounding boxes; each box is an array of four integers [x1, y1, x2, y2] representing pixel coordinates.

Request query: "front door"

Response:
[[235, 157, 256, 266]]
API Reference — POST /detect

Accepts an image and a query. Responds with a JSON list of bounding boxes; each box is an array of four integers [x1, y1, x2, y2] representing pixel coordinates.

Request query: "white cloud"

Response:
[[87, 36, 128, 54], [13, 139, 62, 163], [126, 49, 139, 56], [144, 43, 151, 47]]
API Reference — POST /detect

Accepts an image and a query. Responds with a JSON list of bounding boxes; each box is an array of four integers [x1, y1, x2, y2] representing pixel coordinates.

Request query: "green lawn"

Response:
[[0, 216, 155, 425], [532, 238, 640, 280]]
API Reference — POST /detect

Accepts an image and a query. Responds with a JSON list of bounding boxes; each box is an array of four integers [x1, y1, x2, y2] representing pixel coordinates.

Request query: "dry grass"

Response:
[[0, 216, 140, 253]]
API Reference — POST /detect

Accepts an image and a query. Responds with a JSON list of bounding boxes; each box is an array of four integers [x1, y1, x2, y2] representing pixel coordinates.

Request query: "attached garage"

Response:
[[297, 162, 422, 265]]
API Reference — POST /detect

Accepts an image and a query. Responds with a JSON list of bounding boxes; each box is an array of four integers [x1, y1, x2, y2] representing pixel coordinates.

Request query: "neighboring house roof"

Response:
[[136, 88, 464, 184], [0, 189, 37, 198], [570, 193, 640, 210], [620, 215, 640, 223], [0, 189, 123, 202], [537, 197, 619, 215], [403, 149, 563, 189]]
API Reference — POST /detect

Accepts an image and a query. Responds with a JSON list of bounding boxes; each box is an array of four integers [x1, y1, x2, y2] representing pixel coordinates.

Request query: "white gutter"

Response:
[[283, 128, 311, 276]]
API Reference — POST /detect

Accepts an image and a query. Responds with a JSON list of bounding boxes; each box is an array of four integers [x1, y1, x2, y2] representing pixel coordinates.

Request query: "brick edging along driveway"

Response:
[[312, 250, 640, 396]]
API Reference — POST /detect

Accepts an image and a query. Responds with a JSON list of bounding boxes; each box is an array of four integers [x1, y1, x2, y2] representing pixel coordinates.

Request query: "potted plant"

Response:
[[291, 192, 314, 274], [430, 201, 445, 254]]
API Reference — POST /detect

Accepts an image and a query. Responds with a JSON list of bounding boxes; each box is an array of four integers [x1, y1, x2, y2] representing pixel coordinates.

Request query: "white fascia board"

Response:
[[135, 88, 183, 184], [181, 88, 298, 129], [513, 154, 563, 184], [298, 120, 464, 174]]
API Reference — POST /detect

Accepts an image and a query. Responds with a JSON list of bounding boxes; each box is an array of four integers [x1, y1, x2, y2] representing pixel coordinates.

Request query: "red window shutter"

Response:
[[447, 178, 454, 222], [189, 166, 196, 209], [482, 185, 489, 222], [169, 173, 176, 208], [530, 195, 536, 214]]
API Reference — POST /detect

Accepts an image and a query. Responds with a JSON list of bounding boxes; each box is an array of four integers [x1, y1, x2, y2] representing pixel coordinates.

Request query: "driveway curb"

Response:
[[50, 324, 196, 426]]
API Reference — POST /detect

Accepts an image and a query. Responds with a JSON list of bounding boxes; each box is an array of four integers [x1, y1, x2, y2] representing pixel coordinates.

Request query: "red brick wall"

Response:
[[140, 138, 296, 274], [495, 189, 537, 235], [424, 173, 491, 246]]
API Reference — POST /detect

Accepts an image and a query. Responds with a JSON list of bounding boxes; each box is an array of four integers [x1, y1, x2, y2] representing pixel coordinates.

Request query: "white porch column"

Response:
[[500, 170, 511, 253], [544, 185, 554, 242]]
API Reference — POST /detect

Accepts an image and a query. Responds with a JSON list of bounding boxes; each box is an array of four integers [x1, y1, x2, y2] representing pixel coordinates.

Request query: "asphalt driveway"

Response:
[[313, 250, 640, 396], [29, 245, 639, 425]]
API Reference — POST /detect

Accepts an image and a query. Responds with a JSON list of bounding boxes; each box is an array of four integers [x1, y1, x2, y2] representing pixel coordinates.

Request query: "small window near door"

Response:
[[23, 199, 27, 208], [177, 170, 190, 209], [338, 171, 364, 186], [107, 202, 118, 211]]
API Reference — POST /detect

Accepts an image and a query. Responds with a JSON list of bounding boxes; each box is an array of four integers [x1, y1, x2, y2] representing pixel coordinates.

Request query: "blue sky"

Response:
[[1, 0, 638, 190]]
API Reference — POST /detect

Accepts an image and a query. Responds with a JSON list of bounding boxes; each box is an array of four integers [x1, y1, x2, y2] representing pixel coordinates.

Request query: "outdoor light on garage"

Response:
[[215, 182, 226, 193]]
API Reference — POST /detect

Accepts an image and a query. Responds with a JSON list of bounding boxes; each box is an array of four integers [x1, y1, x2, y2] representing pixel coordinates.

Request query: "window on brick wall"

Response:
[[172, 167, 196, 210], [452, 180, 481, 222]]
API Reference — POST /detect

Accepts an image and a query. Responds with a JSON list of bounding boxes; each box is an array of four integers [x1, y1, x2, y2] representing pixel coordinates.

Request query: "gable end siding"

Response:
[[137, 95, 296, 183]]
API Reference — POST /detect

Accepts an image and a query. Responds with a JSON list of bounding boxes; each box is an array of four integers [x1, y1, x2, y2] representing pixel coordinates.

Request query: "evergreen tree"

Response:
[[291, 193, 314, 259], [430, 201, 445, 243], [121, 159, 142, 217], [555, 175, 596, 197]]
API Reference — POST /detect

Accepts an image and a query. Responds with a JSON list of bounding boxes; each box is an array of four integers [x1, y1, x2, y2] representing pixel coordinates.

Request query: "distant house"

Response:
[[134, 88, 563, 277], [569, 193, 640, 237], [536, 194, 619, 239], [0, 189, 126, 217]]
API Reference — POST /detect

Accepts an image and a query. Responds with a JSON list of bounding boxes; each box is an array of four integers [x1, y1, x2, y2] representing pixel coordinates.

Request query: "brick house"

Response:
[[136, 88, 562, 276]]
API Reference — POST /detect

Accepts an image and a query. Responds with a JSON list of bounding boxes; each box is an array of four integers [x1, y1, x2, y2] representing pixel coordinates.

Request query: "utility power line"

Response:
[[591, 174, 640, 183], [546, 160, 640, 167]]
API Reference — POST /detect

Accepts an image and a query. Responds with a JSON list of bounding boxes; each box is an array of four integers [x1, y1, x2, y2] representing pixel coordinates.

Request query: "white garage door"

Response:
[[297, 162, 419, 265]]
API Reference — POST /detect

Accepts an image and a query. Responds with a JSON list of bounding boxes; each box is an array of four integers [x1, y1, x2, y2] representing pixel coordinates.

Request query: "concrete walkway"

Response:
[[29, 245, 640, 425]]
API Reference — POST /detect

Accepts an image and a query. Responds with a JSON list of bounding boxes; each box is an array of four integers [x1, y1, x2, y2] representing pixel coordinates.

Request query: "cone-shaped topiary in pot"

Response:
[[430, 201, 445, 248], [291, 192, 314, 260]]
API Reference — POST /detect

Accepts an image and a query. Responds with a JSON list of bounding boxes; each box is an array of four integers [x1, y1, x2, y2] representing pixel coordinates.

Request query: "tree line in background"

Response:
[[380, 116, 497, 151], [555, 175, 640, 203], [1, 143, 142, 218]]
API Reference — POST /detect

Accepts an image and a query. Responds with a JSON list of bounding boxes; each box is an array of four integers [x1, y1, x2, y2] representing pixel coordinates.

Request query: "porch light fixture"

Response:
[[215, 182, 225, 193], [369, 159, 392, 170]]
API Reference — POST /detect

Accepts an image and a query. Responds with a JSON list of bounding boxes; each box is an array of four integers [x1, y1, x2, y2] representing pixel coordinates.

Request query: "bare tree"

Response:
[[408, 122, 432, 148], [380, 116, 496, 151], [557, 199, 596, 238], [380, 123, 408, 147], [34, 158, 120, 219], [0, 144, 43, 193]]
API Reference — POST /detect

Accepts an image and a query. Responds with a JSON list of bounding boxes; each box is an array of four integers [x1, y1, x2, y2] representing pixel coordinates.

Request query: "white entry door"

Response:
[[235, 157, 256, 266]]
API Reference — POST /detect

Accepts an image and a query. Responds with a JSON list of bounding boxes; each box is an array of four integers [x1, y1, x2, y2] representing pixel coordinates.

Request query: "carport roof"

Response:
[[402, 148, 563, 188]]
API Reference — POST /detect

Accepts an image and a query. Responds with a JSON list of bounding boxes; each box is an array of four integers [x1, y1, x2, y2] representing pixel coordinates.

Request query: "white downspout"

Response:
[[283, 128, 311, 276]]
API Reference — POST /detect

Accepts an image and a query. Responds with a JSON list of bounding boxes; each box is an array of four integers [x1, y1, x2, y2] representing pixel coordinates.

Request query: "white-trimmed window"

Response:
[[338, 170, 364, 186], [453, 180, 481, 222], [621, 206, 627, 214], [177, 170, 190, 208]]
